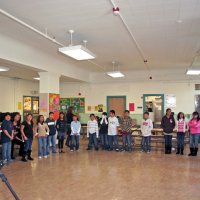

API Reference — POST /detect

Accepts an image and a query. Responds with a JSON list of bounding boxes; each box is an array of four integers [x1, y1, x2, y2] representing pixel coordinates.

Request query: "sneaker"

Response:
[[70, 149, 74, 152], [38, 156, 42, 159], [44, 156, 47, 158], [115, 148, 119, 151], [140, 150, 144, 153], [147, 151, 151, 154], [3, 159, 7, 164]]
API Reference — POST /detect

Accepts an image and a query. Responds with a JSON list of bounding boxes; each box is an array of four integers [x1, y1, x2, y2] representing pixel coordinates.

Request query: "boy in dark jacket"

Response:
[[1, 113, 14, 163], [46, 112, 57, 154], [161, 108, 175, 154]]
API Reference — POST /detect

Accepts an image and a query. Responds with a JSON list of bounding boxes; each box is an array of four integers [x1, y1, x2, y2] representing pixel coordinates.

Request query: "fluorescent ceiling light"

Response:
[[0, 66, 9, 71], [186, 69, 200, 75], [58, 45, 96, 61], [33, 77, 40, 80], [107, 71, 125, 78]]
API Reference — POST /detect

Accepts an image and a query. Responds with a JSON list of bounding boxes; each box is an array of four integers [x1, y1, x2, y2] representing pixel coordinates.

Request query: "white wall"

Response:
[[60, 81, 200, 115], [0, 76, 39, 113]]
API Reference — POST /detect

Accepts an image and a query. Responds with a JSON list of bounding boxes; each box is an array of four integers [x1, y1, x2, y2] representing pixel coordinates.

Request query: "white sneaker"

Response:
[[147, 151, 151, 154], [44, 156, 47, 158], [70, 150, 74, 152], [38, 156, 42, 159], [140, 150, 144, 153]]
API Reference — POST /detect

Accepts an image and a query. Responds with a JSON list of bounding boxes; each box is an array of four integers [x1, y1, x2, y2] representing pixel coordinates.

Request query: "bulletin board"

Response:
[[60, 98, 85, 113]]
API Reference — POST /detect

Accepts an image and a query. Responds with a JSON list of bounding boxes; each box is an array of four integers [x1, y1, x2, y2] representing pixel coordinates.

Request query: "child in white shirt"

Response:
[[86, 114, 99, 151], [141, 112, 153, 153], [108, 110, 120, 151]]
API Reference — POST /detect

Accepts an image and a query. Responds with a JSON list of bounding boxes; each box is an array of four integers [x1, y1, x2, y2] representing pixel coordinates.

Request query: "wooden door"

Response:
[[107, 96, 126, 117]]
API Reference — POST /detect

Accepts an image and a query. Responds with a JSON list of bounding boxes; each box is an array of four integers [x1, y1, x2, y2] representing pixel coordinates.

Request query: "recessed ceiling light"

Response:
[[176, 19, 183, 23], [106, 71, 125, 78], [0, 66, 9, 71], [33, 77, 40, 80], [186, 69, 200, 75]]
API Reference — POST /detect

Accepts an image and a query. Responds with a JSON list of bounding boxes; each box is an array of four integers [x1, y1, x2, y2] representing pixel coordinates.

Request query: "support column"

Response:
[[38, 72, 61, 119]]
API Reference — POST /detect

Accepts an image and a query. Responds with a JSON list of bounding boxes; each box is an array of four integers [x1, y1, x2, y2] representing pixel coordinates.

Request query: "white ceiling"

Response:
[[0, 0, 200, 82]]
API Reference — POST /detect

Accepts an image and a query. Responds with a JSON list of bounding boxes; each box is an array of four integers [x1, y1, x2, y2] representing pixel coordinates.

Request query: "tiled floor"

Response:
[[0, 141, 200, 200]]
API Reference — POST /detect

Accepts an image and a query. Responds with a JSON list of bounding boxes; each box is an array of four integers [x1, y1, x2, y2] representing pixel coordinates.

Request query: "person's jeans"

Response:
[[65, 124, 71, 147], [122, 133, 132, 150], [11, 139, 24, 158], [24, 138, 33, 152], [2, 141, 11, 161], [88, 133, 98, 149], [177, 132, 185, 149], [190, 134, 200, 148], [38, 137, 47, 157], [70, 135, 80, 150], [164, 134, 172, 149], [100, 134, 108, 149], [108, 135, 119, 150], [141, 136, 151, 151], [47, 135, 56, 154], [58, 131, 65, 149]]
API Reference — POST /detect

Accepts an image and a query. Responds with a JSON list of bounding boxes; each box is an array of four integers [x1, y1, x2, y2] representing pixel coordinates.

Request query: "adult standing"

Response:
[[188, 111, 200, 156], [161, 108, 175, 154], [21, 114, 34, 162], [65, 107, 74, 147], [11, 112, 24, 159]]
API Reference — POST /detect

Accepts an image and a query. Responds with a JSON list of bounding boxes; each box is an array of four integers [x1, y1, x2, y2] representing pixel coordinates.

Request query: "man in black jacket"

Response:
[[161, 108, 175, 154]]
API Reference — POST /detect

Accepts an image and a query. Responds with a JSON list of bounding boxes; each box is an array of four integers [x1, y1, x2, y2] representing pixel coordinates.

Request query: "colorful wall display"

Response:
[[60, 97, 85, 113], [49, 94, 60, 119], [129, 103, 135, 112]]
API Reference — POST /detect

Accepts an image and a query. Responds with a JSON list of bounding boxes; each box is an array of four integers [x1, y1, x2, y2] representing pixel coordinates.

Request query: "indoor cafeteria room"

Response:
[[0, 0, 200, 200]]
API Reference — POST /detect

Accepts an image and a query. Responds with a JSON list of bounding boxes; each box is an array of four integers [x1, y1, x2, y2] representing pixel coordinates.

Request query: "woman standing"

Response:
[[21, 114, 34, 162], [176, 112, 187, 155], [56, 112, 67, 153], [11, 113, 24, 159], [188, 111, 200, 156], [35, 115, 49, 159], [65, 107, 74, 147]]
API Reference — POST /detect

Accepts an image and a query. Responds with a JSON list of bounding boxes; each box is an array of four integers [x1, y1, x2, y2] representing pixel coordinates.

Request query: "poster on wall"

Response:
[[49, 94, 60, 119], [165, 94, 176, 108], [23, 97, 32, 111], [129, 103, 135, 112], [98, 104, 103, 112], [39, 93, 48, 114], [195, 95, 200, 114], [60, 97, 85, 113]]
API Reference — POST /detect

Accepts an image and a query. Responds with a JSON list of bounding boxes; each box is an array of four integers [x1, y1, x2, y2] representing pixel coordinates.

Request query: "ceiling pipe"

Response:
[[0, 8, 105, 71], [109, 0, 151, 74]]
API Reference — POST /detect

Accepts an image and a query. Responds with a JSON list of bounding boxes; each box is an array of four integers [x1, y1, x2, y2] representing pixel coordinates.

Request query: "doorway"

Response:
[[107, 96, 126, 117], [143, 94, 164, 128]]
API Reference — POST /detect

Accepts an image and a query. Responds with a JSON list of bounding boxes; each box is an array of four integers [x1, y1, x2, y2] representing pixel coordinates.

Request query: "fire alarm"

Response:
[[113, 7, 120, 15]]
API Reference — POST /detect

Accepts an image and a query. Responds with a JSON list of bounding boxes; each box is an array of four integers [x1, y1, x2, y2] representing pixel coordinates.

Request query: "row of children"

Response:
[[1, 108, 200, 164]]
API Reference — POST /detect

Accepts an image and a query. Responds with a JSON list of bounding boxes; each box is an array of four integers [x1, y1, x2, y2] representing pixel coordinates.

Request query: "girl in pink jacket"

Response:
[[188, 111, 200, 156]]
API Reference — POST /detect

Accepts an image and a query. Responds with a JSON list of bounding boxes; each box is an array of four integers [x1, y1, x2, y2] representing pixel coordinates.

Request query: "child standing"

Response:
[[1, 113, 13, 164], [108, 110, 120, 151], [188, 111, 200, 156], [21, 114, 34, 162], [56, 112, 67, 153], [35, 115, 49, 159], [86, 114, 99, 151], [161, 108, 175, 154], [99, 112, 109, 150], [141, 112, 153, 153], [120, 110, 133, 152], [70, 115, 81, 152], [46, 112, 57, 154], [176, 112, 187, 155]]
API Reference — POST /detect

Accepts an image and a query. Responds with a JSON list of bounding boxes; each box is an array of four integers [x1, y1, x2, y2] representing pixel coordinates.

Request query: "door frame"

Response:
[[143, 94, 164, 116], [107, 96, 126, 114]]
